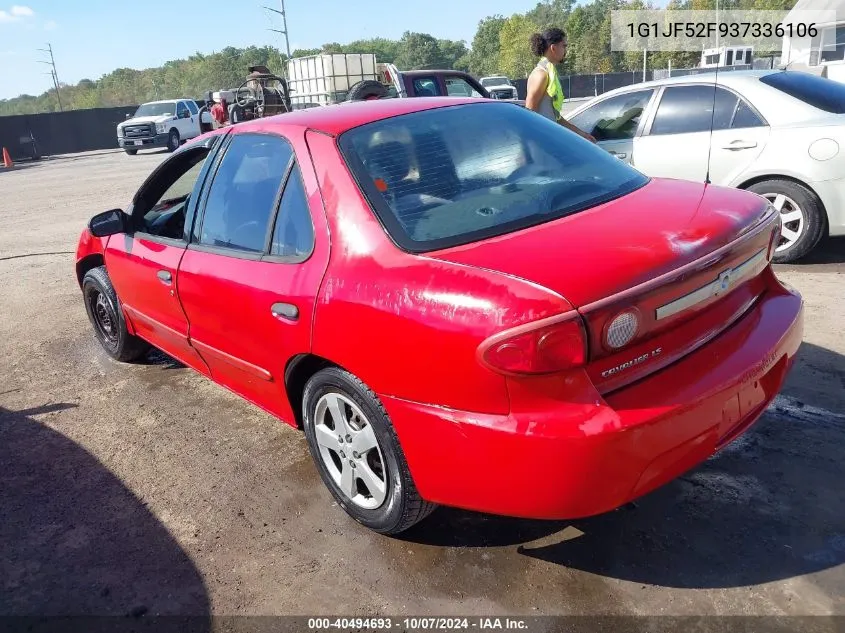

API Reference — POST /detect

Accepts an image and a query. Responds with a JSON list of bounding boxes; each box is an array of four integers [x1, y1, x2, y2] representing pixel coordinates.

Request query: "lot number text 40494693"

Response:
[[308, 617, 530, 630]]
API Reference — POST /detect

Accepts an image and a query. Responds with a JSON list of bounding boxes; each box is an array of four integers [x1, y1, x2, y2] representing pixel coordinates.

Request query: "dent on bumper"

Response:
[[382, 277, 804, 520]]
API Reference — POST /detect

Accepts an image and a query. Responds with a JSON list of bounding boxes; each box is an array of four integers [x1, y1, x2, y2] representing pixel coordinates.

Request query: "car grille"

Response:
[[490, 89, 515, 100], [124, 123, 155, 138]]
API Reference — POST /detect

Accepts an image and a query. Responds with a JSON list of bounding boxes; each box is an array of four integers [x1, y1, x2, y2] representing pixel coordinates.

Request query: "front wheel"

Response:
[[82, 266, 150, 362], [747, 179, 826, 263], [302, 367, 436, 535], [124, 148, 138, 156], [166, 129, 180, 152]]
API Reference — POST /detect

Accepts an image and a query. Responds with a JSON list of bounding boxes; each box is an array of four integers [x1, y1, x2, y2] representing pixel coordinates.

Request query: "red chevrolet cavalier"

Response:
[[76, 98, 803, 534]]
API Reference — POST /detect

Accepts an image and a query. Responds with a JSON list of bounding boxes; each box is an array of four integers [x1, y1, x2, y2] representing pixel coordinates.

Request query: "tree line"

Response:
[[0, 0, 795, 116]]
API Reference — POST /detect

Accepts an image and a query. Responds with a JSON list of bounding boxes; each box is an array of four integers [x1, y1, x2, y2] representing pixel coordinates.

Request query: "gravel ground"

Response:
[[1, 149, 844, 619]]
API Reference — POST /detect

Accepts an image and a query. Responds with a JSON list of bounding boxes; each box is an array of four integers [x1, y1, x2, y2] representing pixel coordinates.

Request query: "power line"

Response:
[[36, 43, 63, 111]]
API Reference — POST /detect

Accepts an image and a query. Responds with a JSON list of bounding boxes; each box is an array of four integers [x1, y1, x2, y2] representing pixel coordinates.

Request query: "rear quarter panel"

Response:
[[305, 130, 571, 415]]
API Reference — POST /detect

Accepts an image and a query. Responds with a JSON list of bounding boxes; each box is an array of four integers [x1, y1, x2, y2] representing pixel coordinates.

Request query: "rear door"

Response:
[[634, 84, 768, 184], [568, 89, 656, 165], [176, 130, 330, 420], [104, 137, 224, 374]]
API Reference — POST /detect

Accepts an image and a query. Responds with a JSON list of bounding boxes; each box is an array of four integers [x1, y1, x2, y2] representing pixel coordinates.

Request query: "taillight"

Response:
[[477, 312, 587, 375]]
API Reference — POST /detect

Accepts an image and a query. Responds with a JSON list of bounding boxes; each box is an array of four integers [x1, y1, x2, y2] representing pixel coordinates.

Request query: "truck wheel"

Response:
[[166, 129, 180, 152], [346, 80, 388, 102], [124, 149, 138, 156]]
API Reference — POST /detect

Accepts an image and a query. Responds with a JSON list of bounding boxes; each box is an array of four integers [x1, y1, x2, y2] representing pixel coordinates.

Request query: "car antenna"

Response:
[[704, 0, 721, 187]]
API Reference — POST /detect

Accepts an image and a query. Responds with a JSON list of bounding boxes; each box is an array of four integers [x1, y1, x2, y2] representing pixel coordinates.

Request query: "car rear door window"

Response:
[[198, 134, 294, 253], [445, 77, 482, 97], [650, 85, 737, 135], [270, 164, 314, 259], [186, 100, 199, 115], [731, 98, 765, 128], [569, 90, 654, 141]]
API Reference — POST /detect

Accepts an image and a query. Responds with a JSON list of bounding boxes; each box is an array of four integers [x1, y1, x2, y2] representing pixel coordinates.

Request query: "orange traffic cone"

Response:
[[2, 147, 12, 168]]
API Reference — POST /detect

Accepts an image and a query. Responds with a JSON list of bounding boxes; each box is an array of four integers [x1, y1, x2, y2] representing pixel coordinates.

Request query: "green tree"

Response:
[[394, 31, 447, 69], [498, 14, 541, 78], [467, 15, 506, 76]]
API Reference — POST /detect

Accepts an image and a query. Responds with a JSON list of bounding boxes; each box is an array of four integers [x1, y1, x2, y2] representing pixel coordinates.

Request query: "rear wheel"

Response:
[[82, 266, 150, 362], [747, 179, 826, 263], [302, 367, 436, 535]]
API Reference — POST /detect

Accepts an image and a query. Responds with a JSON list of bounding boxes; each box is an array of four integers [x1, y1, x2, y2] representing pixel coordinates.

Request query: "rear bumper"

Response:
[[811, 178, 845, 237], [118, 134, 169, 150], [382, 273, 803, 520]]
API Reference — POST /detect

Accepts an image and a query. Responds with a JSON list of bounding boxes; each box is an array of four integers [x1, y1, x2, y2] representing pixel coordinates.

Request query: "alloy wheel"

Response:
[[763, 192, 805, 253], [313, 392, 387, 509]]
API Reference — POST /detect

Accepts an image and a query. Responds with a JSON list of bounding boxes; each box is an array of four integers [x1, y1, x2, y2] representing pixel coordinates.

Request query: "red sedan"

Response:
[[76, 97, 803, 535]]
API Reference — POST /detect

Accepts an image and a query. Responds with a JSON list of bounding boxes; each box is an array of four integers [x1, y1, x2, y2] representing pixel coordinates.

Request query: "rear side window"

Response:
[[186, 100, 199, 115], [412, 78, 440, 97], [650, 85, 738, 135], [339, 102, 648, 253], [198, 134, 293, 253], [270, 164, 314, 258], [759, 71, 845, 114]]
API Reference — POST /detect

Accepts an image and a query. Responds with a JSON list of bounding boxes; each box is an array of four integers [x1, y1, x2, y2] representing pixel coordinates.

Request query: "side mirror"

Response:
[[125, 113, 131, 119], [89, 209, 129, 238]]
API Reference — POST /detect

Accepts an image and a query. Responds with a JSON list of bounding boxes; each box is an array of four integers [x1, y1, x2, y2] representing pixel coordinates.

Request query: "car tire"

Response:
[[82, 266, 150, 362], [302, 366, 436, 535], [166, 129, 180, 153], [346, 80, 388, 102], [124, 149, 138, 156], [747, 179, 826, 263]]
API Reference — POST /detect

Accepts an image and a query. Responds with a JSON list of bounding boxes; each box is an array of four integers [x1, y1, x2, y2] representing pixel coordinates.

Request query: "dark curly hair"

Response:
[[529, 27, 566, 57]]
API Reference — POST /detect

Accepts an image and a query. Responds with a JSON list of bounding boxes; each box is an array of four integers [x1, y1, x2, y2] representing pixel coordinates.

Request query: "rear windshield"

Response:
[[759, 72, 845, 114], [338, 103, 649, 252]]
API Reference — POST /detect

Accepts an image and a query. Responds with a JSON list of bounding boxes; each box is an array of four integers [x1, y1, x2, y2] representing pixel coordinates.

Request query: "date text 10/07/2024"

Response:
[[627, 21, 817, 39], [308, 617, 530, 630]]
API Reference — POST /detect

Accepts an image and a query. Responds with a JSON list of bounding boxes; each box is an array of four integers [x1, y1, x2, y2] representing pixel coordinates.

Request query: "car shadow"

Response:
[[0, 403, 210, 621], [784, 236, 845, 266], [401, 342, 845, 590], [137, 348, 186, 370]]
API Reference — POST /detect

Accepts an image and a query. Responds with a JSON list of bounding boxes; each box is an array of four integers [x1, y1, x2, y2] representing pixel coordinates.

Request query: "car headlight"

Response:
[[117, 127, 124, 138], [156, 122, 167, 134]]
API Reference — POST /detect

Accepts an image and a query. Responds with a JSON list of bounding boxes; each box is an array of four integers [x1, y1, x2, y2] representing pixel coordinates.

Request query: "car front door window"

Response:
[[413, 78, 441, 97], [197, 133, 294, 254], [570, 90, 654, 141], [445, 78, 482, 98]]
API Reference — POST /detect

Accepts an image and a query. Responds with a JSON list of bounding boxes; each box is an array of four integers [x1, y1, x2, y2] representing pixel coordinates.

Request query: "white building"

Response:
[[780, 0, 845, 83], [700, 46, 754, 68]]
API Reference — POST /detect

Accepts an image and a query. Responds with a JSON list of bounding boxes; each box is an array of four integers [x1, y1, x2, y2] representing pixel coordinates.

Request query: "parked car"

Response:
[[77, 98, 803, 535], [567, 70, 845, 263], [480, 75, 519, 100], [118, 99, 212, 155]]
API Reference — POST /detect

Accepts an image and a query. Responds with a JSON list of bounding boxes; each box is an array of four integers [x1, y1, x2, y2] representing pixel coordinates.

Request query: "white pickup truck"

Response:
[[479, 76, 519, 100], [117, 99, 212, 155]]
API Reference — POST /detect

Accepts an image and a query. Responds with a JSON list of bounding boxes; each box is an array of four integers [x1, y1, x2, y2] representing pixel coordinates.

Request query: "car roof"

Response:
[[597, 69, 779, 96], [229, 96, 493, 136], [142, 99, 190, 104]]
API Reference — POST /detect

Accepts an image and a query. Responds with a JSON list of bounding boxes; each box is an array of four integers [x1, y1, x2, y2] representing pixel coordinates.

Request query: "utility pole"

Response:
[[263, 0, 291, 60], [37, 43, 63, 111]]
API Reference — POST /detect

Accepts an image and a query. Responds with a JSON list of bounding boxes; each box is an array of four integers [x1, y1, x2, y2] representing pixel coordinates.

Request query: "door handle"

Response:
[[609, 151, 628, 159], [156, 270, 172, 285], [722, 140, 757, 150], [271, 302, 299, 321]]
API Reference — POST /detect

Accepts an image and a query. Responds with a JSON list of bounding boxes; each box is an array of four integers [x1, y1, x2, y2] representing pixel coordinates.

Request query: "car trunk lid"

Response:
[[427, 179, 780, 393]]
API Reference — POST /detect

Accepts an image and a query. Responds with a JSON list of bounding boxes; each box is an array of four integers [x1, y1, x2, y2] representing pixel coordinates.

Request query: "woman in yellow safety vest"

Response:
[[525, 27, 596, 143]]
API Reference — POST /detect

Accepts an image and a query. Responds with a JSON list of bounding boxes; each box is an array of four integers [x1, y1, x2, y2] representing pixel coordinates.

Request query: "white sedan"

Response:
[[567, 70, 845, 262]]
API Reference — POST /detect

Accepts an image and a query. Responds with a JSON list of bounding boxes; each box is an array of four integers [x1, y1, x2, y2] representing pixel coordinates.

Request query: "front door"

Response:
[[175, 101, 194, 141], [105, 137, 223, 374], [568, 88, 655, 166], [176, 131, 329, 421]]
